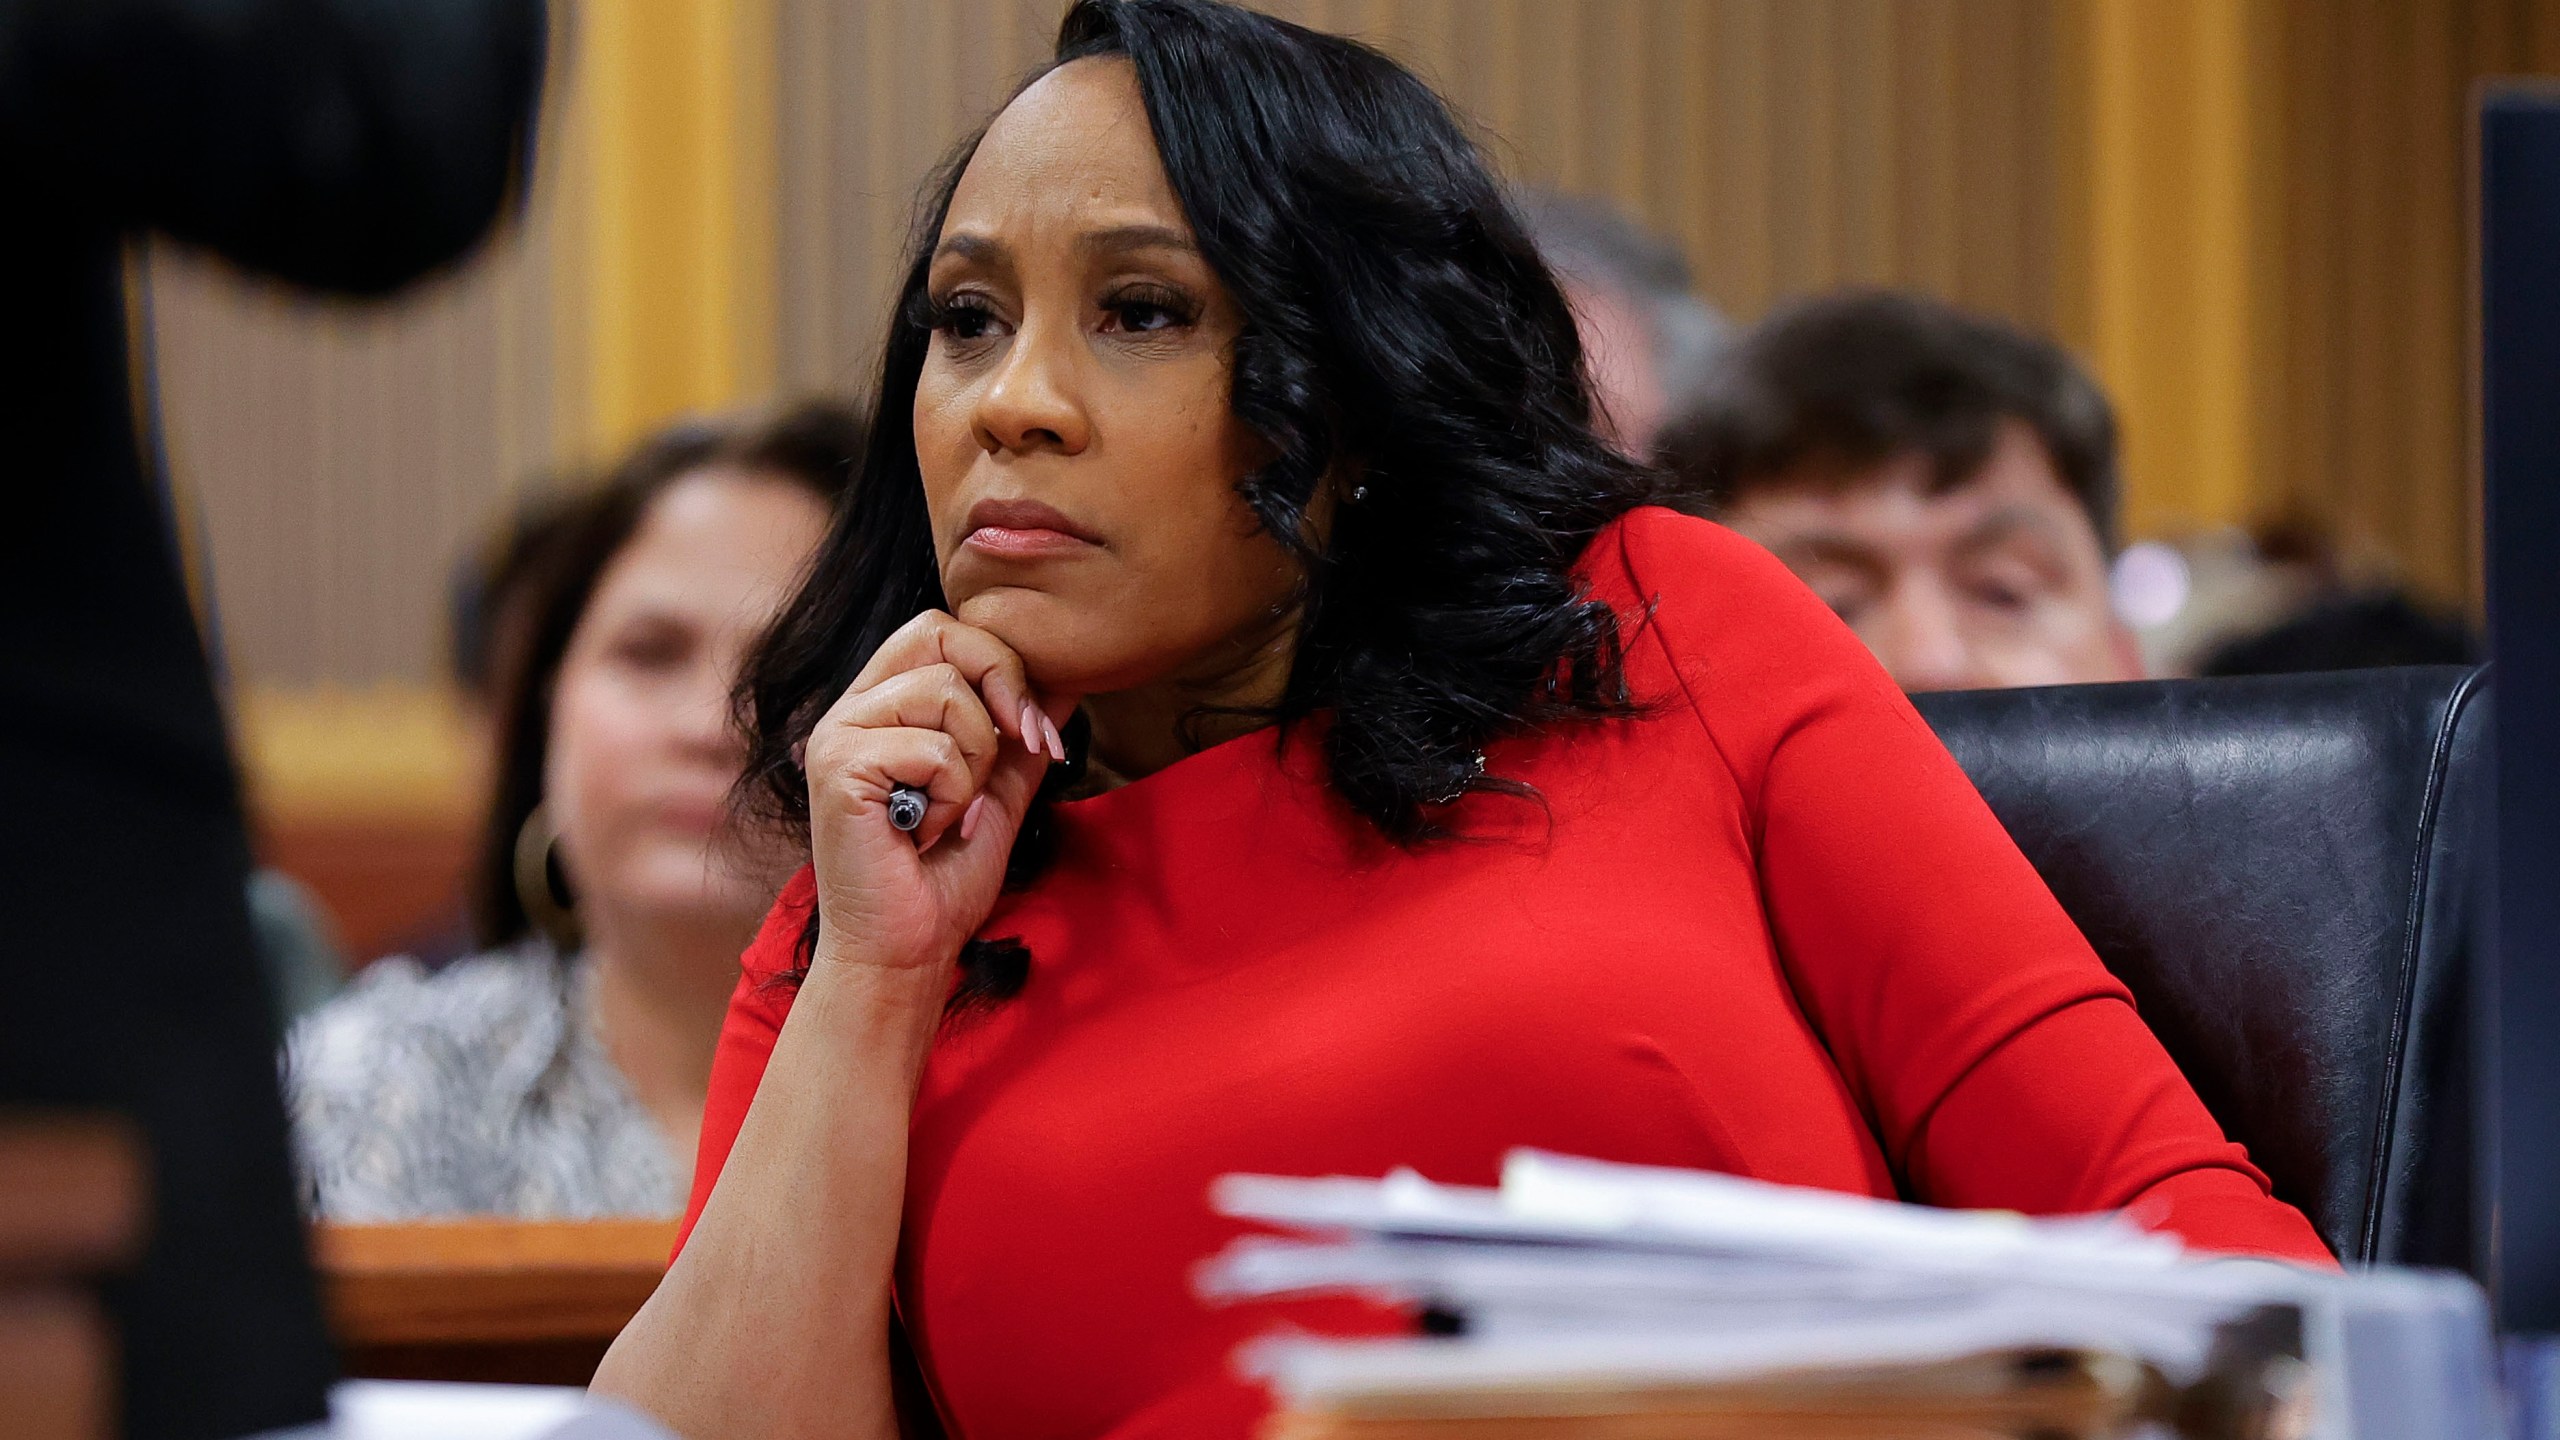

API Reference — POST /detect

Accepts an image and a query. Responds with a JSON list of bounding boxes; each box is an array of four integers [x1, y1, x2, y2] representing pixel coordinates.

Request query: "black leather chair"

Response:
[[1911, 666, 2488, 1270]]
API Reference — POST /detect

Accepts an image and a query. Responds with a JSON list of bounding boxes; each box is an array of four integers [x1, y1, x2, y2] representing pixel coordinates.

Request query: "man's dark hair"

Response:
[[1656, 290, 2120, 551]]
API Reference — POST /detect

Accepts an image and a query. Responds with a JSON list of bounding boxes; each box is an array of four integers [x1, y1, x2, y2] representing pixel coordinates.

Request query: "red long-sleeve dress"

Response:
[[681, 507, 2332, 1440]]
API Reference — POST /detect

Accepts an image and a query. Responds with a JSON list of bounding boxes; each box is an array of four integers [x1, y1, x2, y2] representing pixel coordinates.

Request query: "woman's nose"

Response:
[[1872, 581, 1987, 694], [673, 661, 744, 760], [972, 317, 1090, 457]]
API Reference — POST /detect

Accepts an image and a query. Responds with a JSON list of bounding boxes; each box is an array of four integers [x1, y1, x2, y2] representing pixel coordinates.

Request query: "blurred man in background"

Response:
[[0, 2, 544, 1435], [1659, 290, 2142, 693], [1519, 189, 1730, 460]]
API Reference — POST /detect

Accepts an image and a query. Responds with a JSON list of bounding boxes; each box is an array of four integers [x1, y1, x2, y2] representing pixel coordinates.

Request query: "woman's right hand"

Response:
[[802, 610, 1067, 979], [598, 608, 1061, 1439]]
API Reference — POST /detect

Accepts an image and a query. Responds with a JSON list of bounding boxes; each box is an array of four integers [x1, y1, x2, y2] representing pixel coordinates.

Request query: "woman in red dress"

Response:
[[593, 2, 2332, 1436]]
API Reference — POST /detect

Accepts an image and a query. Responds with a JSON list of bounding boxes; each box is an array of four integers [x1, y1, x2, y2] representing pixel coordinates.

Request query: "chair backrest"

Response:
[[1911, 666, 2488, 1269]]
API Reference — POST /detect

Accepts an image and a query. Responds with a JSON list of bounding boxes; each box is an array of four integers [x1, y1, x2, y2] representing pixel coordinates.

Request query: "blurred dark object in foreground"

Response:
[[2201, 590, 2479, 677], [2481, 85, 2560, 1340], [0, 2, 545, 1436]]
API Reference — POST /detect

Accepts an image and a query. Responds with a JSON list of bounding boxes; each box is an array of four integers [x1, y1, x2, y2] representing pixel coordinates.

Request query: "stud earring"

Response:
[[1427, 750, 1488, 805]]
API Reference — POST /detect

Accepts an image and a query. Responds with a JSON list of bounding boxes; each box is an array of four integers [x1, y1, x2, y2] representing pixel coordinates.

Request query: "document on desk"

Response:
[[1203, 1151, 2499, 1440], [324, 1382, 676, 1440]]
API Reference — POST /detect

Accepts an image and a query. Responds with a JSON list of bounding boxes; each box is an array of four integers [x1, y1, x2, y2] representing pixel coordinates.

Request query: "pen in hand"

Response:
[[887, 785, 929, 834], [887, 698, 1063, 839]]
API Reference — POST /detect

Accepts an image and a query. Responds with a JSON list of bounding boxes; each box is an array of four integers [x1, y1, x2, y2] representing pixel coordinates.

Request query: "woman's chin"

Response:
[[618, 882, 772, 945], [588, 847, 777, 935], [952, 589, 1120, 698]]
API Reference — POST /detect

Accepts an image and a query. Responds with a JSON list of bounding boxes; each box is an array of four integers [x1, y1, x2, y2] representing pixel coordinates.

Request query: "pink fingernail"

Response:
[[1042, 715, 1066, 762], [1021, 702, 1041, 754], [960, 794, 987, 842]]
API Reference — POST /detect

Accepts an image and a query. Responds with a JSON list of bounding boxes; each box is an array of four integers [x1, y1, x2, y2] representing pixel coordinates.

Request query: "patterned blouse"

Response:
[[282, 942, 683, 1221]]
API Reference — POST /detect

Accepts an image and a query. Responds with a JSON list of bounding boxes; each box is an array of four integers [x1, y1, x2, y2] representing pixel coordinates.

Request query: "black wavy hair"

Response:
[[738, 0, 1656, 1003]]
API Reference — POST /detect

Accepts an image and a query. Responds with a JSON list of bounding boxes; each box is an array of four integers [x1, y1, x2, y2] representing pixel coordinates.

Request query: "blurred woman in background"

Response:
[[284, 401, 860, 1220]]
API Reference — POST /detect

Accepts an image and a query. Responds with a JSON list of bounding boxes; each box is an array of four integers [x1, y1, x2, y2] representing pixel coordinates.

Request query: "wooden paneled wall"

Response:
[[1232, 0, 2072, 327], [772, 0, 2072, 392], [2255, 0, 2560, 604], [573, 0, 781, 461], [156, 0, 2552, 711], [147, 0, 585, 692], [149, 224, 564, 689], [773, 0, 1056, 394]]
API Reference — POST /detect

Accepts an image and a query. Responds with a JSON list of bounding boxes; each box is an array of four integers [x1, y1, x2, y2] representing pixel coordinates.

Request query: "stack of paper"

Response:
[[325, 1382, 675, 1440], [1200, 1152, 2497, 1440]]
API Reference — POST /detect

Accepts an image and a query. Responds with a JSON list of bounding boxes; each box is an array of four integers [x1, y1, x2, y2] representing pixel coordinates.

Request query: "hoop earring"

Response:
[[513, 802, 580, 951]]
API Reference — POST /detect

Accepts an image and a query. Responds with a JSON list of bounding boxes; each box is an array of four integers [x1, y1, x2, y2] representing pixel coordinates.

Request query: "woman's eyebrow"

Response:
[[1077, 223, 1198, 257], [933, 232, 1005, 264]]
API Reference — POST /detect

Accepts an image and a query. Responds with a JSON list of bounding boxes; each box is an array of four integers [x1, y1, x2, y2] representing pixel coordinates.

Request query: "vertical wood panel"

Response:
[[2253, 0, 2560, 604], [2080, 0, 2262, 543], [578, 0, 780, 458], [1892, 2, 1960, 299], [1833, 0, 1894, 288]]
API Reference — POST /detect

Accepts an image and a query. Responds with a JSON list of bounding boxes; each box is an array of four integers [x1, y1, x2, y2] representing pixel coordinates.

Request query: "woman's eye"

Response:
[[1101, 288, 1196, 335], [917, 291, 1004, 345], [611, 628, 690, 672], [1108, 302, 1177, 332], [935, 299, 997, 341]]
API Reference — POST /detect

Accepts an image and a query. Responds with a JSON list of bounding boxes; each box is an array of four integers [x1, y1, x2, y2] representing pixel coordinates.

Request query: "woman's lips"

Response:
[[964, 525, 1100, 558], [653, 796, 730, 837], [961, 498, 1102, 559]]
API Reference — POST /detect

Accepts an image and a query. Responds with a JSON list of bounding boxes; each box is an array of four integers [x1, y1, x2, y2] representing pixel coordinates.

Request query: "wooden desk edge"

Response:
[[317, 1218, 677, 1347], [0, 1115, 145, 1274]]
